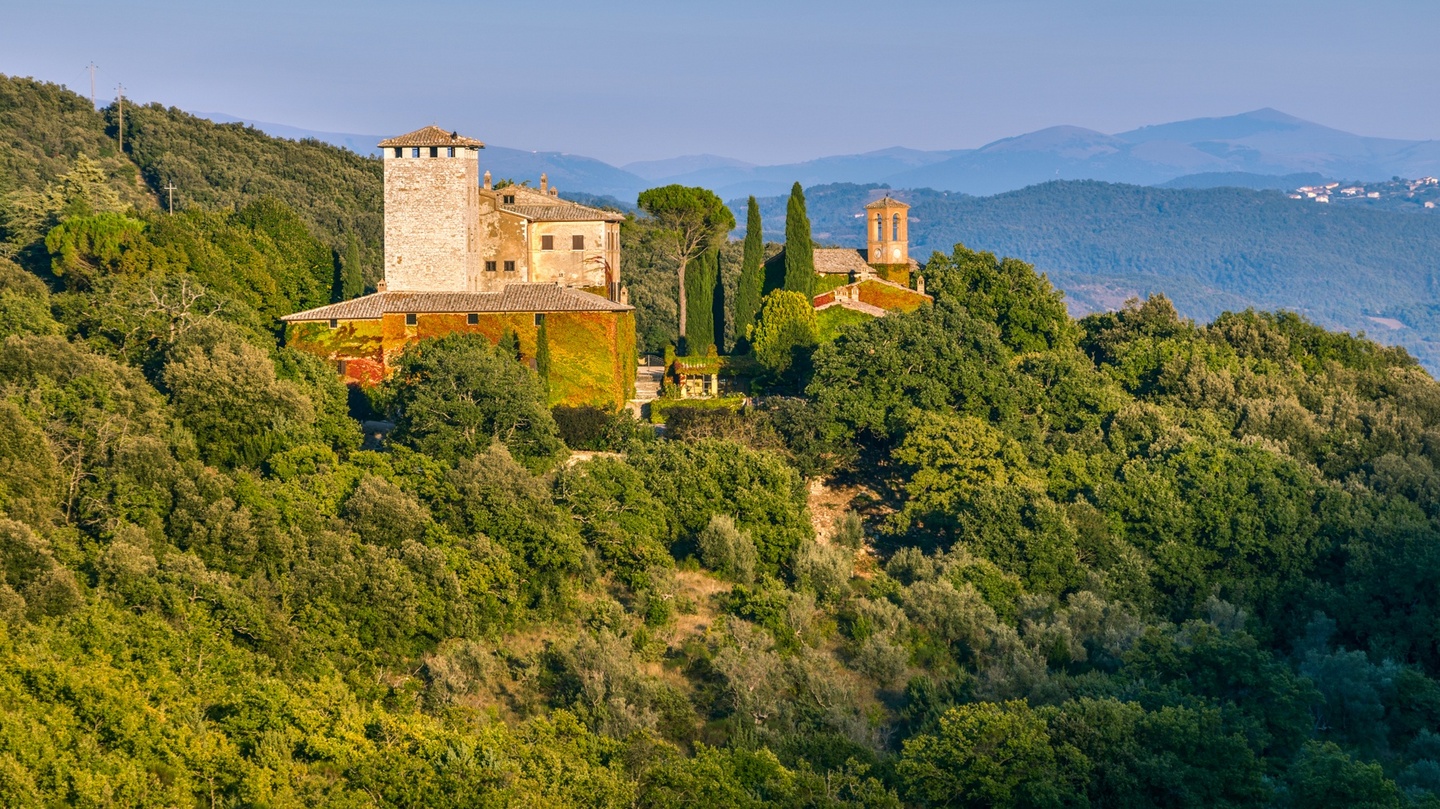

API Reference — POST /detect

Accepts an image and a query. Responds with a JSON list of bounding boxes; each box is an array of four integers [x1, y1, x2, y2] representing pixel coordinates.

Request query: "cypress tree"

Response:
[[340, 235, 364, 300], [734, 196, 765, 349], [712, 248, 727, 353], [684, 248, 717, 355], [783, 182, 815, 299], [536, 316, 552, 401], [499, 328, 522, 362]]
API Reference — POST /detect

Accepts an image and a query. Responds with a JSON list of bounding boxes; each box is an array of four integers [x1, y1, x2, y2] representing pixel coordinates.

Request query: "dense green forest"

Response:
[[7, 74, 1440, 806], [746, 181, 1440, 370]]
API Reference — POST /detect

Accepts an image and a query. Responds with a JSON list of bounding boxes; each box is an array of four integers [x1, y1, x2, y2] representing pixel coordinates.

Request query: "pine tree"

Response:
[[783, 182, 815, 299], [340, 235, 364, 300], [684, 248, 717, 355], [733, 196, 765, 350], [536, 316, 552, 402]]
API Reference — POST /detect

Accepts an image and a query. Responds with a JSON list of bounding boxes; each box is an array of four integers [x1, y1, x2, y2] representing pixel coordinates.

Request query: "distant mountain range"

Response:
[[201, 108, 1440, 201]]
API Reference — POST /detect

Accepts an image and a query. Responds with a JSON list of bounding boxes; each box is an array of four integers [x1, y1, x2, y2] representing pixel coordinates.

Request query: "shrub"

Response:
[[698, 515, 757, 584]]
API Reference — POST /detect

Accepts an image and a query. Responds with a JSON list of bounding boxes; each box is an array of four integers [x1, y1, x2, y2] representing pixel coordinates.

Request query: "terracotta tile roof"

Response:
[[766, 247, 875, 275], [378, 126, 485, 149], [501, 203, 624, 223], [865, 195, 910, 209], [281, 284, 630, 322], [490, 185, 624, 222]]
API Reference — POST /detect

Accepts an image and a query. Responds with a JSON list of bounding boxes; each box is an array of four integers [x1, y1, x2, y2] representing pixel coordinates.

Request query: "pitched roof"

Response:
[[378, 126, 485, 149], [281, 284, 630, 322], [502, 203, 624, 223], [766, 247, 875, 275], [865, 196, 910, 209], [491, 185, 624, 222]]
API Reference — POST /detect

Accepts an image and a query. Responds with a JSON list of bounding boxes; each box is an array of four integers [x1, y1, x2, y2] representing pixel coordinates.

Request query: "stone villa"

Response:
[[282, 126, 636, 410]]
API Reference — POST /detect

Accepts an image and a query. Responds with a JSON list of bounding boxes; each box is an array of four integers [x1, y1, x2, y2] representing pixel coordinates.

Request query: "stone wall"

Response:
[[383, 147, 480, 291]]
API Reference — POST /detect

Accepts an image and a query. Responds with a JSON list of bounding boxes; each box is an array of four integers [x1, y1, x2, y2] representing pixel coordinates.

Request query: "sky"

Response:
[[2, 0, 1437, 166]]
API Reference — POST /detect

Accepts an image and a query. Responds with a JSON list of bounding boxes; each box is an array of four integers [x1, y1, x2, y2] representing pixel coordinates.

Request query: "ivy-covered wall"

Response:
[[286, 309, 637, 410], [857, 279, 929, 313]]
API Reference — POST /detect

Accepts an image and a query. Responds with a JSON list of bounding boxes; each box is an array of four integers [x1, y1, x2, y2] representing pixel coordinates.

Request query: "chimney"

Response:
[[483, 170, 492, 190], [550, 186, 559, 197], [539, 173, 548, 193], [916, 275, 925, 295]]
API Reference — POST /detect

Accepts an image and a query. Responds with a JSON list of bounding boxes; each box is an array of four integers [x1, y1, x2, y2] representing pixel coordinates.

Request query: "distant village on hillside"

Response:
[[1290, 176, 1440, 209]]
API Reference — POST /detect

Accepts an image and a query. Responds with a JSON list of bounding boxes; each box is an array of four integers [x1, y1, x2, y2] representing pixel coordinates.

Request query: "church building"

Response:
[[764, 193, 931, 319], [282, 126, 636, 410]]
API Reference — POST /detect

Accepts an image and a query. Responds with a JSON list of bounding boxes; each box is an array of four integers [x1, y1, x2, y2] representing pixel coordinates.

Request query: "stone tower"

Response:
[[377, 126, 485, 292], [865, 196, 910, 265]]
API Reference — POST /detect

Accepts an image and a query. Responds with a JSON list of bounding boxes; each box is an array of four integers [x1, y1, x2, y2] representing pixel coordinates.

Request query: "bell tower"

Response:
[[865, 196, 910, 265]]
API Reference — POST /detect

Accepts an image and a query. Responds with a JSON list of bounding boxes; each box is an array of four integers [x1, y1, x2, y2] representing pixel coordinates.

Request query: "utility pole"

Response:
[[164, 182, 176, 214], [116, 84, 125, 152], [85, 62, 98, 107]]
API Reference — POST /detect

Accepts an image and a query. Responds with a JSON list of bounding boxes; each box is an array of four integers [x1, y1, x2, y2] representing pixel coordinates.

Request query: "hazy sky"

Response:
[[3, 0, 1436, 165]]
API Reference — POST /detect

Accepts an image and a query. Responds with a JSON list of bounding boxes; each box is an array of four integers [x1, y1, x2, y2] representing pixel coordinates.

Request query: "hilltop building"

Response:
[[762, 193, 930, 320], [283, 126, 635, 410]]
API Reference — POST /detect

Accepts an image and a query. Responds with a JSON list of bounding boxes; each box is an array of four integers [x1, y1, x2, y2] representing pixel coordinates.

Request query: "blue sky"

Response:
[[3, 0, 1435, 165]]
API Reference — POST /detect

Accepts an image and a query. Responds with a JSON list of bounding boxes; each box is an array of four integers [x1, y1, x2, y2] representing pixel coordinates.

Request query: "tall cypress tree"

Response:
[[783, 182, 815, 299], [536, 316, 552, 402], [340, 235, 364, 300], [712, 248, 727, 353], [684, 248, 717, 355], [734, 196, 765, 349]]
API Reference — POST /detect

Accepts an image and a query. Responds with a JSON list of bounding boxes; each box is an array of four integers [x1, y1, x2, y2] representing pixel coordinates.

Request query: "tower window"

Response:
[[405, 313, 417, 326], [892, 213, 900, 241], [572, 235, 584, 250], [393, 147, 402, 158], [467, 313, 479, 325], [503, 194, 516, 205], [411, 147, 420, 158], [504, 260, 516, 272], [447, 146, 455, 157], [534, 313, 546, 326], [429, 146, 438, 158], [875, 213, 884, 240], [485, 260, 497, 272], [541, 235, 555, 251]]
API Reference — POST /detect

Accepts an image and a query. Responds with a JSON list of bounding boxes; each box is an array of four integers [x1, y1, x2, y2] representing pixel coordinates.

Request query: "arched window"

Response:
[[875, 213, 884, 241], [892, 213, 901, 241]]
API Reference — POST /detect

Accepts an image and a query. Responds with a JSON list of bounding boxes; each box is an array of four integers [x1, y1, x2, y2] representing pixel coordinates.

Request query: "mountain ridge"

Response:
[[199, 108, 1440, 201]]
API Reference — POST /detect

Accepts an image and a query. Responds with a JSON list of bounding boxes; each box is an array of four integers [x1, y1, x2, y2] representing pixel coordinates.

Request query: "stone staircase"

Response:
[[628, 363, 665, 420]]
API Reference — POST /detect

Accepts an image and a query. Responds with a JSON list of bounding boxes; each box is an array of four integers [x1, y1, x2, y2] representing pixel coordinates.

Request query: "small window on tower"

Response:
[[541, 235, 555, 251], [485, 260, 497, 272], [572, 235, 584, 250], [393, 147, 402, 158], [504, 260, 516, 272], [447, 146, 455, 157], [405, 313, 417, 326], [875, 213, 884, 240], [429, 146, 438, 158], [411, 147, 420, 158], [892, 213, 900, 241], [503, 194, 516, 205], [467, 313, 479, 325]]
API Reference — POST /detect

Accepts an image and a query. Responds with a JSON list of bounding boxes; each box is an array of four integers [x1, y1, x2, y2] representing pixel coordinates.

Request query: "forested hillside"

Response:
[[747, 181, 1440, 370], [7, 74, 1440, 806]]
